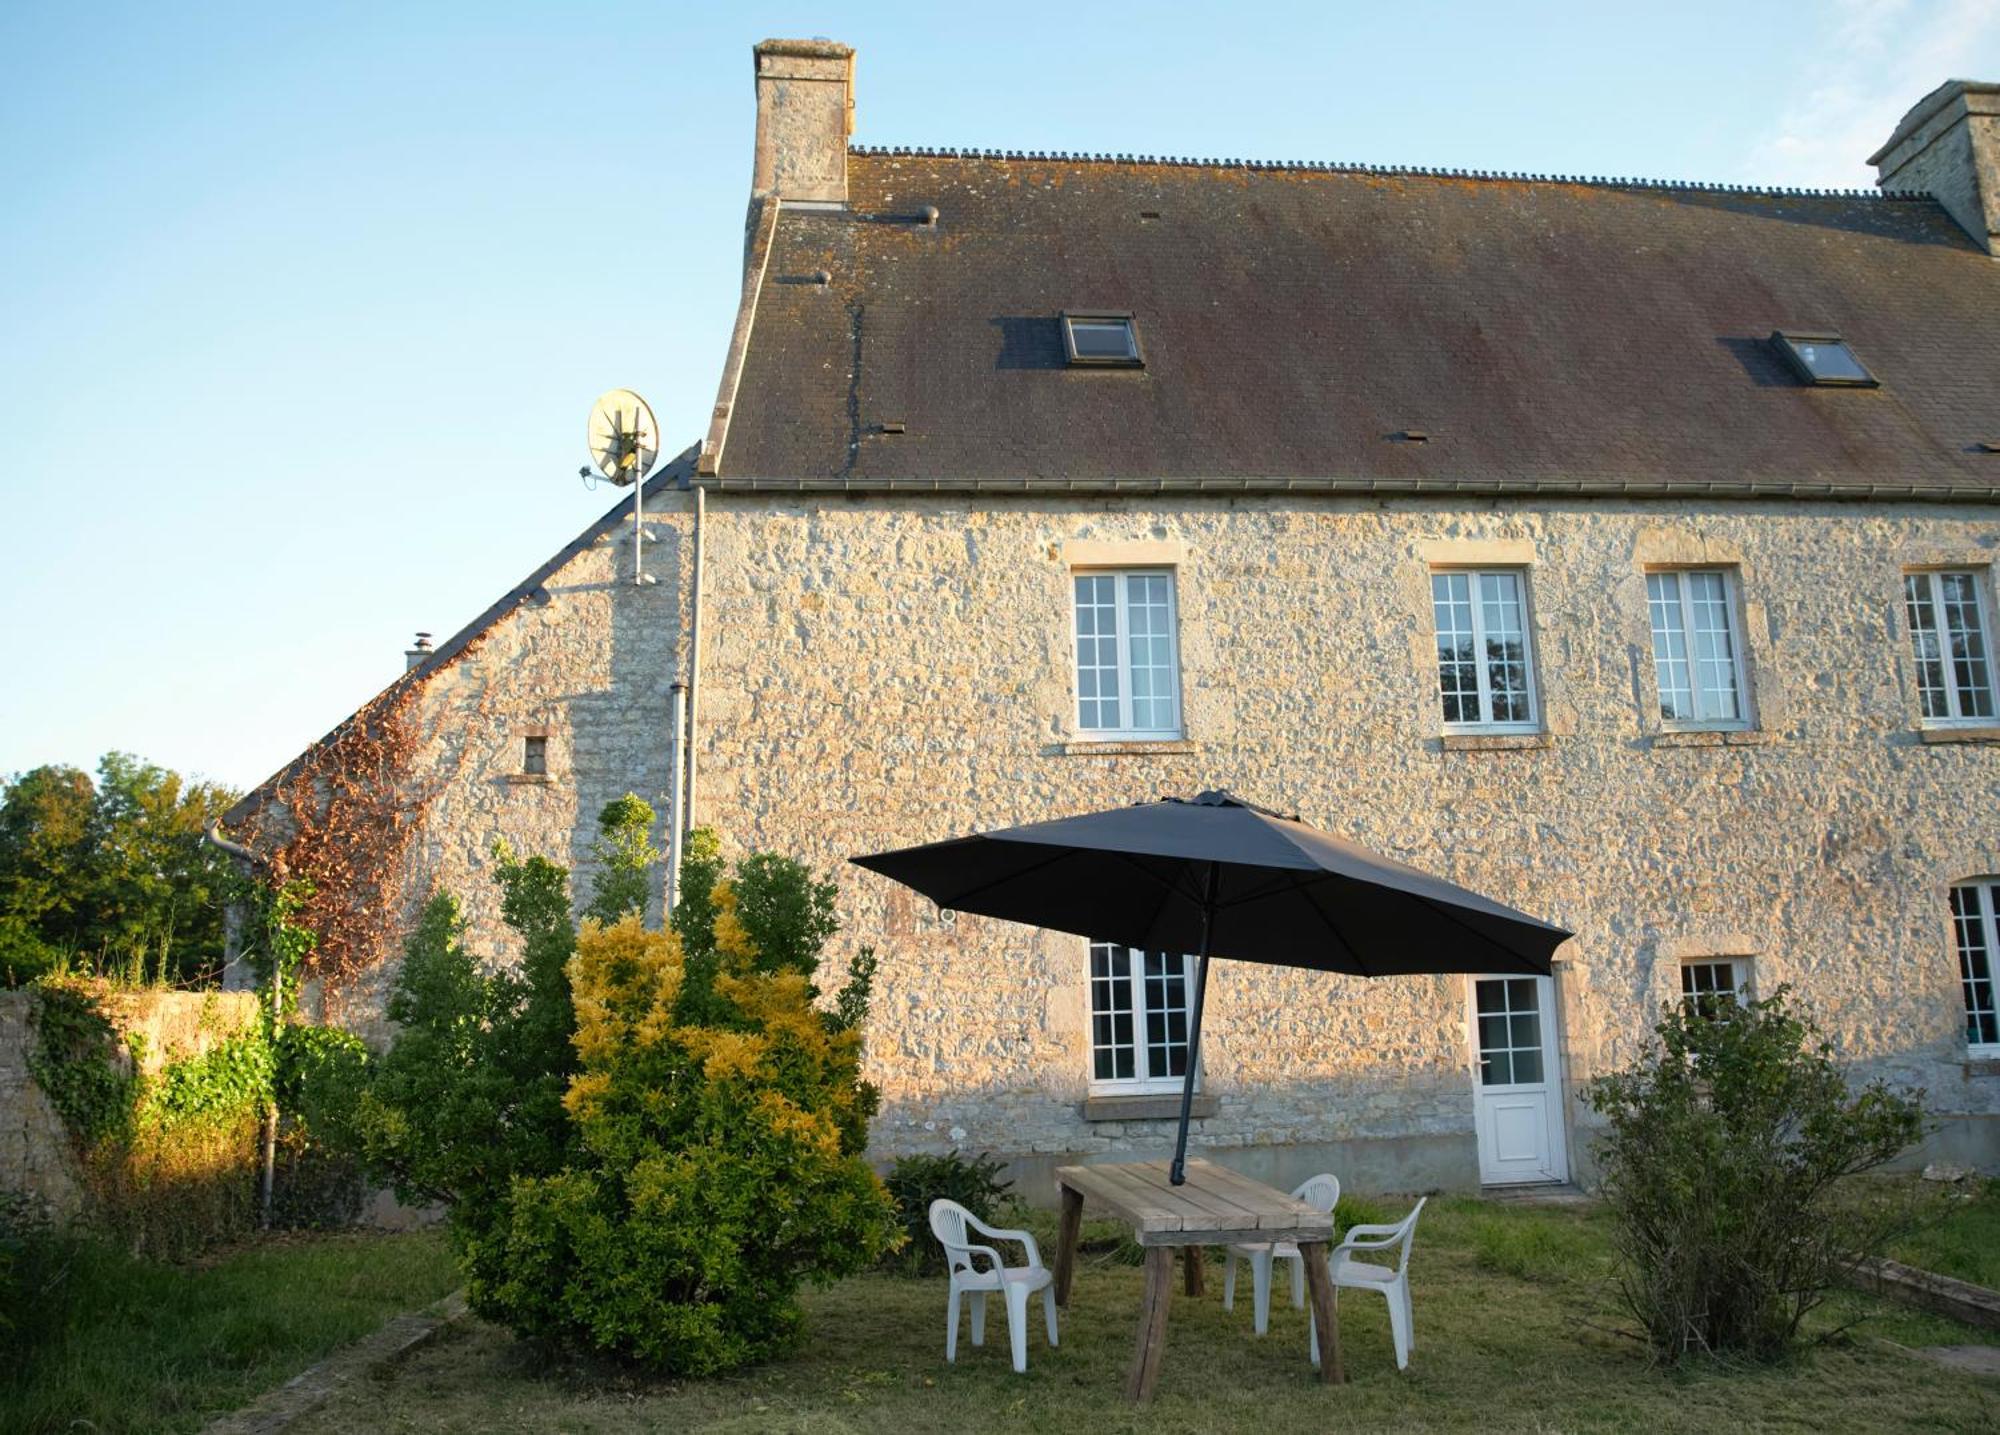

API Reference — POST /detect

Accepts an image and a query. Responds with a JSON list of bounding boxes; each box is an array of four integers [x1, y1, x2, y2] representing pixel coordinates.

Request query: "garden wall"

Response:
[[0, 987, 261, 1220]]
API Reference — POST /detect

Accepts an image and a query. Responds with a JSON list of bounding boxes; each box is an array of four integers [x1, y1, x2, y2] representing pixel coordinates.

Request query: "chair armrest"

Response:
[[966, 1215, 1042, 1269], [952, 1242, 1007, 1274], [1342, 1221, 1405, 1239], [1332, 1230, 1404, 1256]]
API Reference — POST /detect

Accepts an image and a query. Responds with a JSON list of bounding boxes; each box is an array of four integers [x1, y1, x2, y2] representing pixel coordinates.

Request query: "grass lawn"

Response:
[[286, 1197, 2000, 1435], [1890, 1177, 2000, 1289], [0, 1228, 458, 1435]]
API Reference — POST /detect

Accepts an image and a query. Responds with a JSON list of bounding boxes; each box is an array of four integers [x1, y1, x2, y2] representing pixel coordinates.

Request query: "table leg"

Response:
[[1127, 1246, 1174, 1403], [1054, 1184, 1084, 1308], [1182, 1243, 1205, 1297], [1300, 1241, 1344, 1384]]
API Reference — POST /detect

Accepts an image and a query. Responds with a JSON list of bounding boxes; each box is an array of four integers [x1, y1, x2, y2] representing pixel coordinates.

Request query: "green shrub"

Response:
[[1584, 987, 1926, 1364], [883, 1151, 1013, 1274], [360, 818, 897, 1374]]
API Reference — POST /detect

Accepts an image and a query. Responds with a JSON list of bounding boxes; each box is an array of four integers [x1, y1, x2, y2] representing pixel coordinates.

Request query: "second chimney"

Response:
[[752, 38, 855, 205], [1871, 80, 2000, 256]]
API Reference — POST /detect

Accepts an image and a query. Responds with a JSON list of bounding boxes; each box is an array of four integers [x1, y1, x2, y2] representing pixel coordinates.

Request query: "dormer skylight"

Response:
[[1771, 331, 1877, 387], [1062, 312, 1143, 367]]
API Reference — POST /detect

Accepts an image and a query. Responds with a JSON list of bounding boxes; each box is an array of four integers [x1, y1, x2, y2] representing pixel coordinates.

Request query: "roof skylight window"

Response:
[[1062, 312, 1143, 367], [1771, 331, 1877, 387]]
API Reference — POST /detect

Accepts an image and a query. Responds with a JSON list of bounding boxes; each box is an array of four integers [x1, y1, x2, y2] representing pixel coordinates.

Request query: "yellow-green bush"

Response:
[[361, 806, 897, 1374]]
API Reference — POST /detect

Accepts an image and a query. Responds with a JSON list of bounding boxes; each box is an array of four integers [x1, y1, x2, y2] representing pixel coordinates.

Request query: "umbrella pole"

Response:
[[1169, 865, 1219, 1186]]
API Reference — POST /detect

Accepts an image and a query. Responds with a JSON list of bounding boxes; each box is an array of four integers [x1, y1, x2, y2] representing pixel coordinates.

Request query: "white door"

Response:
[[1469, 975, 1568, 1185]]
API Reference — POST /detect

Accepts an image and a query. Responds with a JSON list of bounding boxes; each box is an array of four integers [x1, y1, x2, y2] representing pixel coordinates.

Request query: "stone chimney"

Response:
[[752, 38, 855, 204], [404, 631, 433, 672], [1870, 80, 2000, 255]]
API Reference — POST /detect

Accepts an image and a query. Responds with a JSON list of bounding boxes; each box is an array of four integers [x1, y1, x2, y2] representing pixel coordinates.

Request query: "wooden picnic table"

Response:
[[1052, 1157, 1342, 1401]]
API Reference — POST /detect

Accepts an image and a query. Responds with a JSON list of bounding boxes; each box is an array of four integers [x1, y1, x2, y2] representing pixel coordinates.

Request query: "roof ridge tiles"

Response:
[[847, 144, 1911, 199]]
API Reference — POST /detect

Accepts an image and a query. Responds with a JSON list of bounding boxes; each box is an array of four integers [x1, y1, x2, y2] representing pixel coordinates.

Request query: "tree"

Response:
[[0, 755, 241, 986]]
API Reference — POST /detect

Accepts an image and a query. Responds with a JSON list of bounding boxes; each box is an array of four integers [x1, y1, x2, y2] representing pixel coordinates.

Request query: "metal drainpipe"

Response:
[[666, 681, 687, 912], [684, 484, 706, 852]]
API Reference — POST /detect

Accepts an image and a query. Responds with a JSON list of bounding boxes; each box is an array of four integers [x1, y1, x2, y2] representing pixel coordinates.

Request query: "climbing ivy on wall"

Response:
[[237, 687, 430, 993]]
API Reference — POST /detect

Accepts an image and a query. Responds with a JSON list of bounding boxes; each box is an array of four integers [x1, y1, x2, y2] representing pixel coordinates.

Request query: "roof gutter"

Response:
[[698, 474, 2000, 503]]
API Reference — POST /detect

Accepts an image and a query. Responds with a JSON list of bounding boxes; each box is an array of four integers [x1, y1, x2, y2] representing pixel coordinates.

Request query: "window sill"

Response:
[[1919, 725, 2000, 745], [1650, 728, 1770, 748], [1082, 1093, 1216, 1122], [1440, 732, 1552, 752], [503, 773, 555, 786], [1050, 739, 1199, 757]]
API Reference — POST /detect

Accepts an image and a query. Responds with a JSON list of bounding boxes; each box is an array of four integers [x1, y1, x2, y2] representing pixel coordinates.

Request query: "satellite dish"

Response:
[[586, 388, 659, 488]]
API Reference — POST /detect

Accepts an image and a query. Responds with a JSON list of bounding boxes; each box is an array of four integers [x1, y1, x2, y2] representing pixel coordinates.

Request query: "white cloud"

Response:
[[1743, 0, 2000, 188]]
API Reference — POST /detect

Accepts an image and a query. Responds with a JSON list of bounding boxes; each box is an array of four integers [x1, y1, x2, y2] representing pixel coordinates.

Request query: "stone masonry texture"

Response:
[[301, 491, 2000, 1187]]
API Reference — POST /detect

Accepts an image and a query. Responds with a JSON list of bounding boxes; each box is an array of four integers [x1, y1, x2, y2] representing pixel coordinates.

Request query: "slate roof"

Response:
[[716, 150, 2000, 499]]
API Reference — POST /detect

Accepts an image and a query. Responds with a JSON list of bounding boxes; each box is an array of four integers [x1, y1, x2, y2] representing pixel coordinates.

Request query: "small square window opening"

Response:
[[522, 735, 548, 776], [1770, 331, 1876, 387], [1062, 312, 1142, 367], [1680, 959, 1746, 1019]]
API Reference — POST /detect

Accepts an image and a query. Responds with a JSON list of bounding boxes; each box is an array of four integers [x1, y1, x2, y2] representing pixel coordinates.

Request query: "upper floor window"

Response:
[[522, 735, 548, 775], [1432, 570, 1538, 731], [1073, 570, 1181, 739], [1905, 571, 1996, 725], [1646, 570, 1748, 728], [1950, 881, 2000, 1054], [1089, 943, 1194, 1093]]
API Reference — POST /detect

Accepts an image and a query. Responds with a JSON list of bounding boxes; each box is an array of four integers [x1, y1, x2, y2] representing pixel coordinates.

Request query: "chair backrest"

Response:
[[1291, 1173, 1341, 1216], [928, 1198, 978, 1275], [1387, 1196, 1427, 1273]]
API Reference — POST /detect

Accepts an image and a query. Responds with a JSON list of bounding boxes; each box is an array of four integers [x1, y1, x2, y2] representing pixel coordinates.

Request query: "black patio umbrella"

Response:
[[851, 790, 1572, 1184]]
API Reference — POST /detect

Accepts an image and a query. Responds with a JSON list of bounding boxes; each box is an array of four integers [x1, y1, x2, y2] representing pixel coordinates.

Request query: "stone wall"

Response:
[[331, 490, 2000, 1189], [0, 987, 262, 1219]]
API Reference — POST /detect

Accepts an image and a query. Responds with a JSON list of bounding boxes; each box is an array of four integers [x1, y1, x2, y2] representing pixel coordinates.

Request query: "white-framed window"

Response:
[[1072, 569, 1182, 739], [1905, 571, 1997, 726], [1680, 958, 1748, 1018], [1088, 943, 1196, 1093], [1949, 881, 2000, 1055], [1431, 569, 1539, 731], [1646, 570, 1750, 729]]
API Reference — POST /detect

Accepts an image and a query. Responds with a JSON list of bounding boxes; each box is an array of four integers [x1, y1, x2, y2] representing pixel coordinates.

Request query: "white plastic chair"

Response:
[[1309, 1196, 1427, 1371], [928, 1198, 1058, 1373], [1222, 1173, 1341, 1335]]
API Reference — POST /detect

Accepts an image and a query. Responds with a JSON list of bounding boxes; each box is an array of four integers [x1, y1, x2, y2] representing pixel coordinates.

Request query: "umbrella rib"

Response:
[[1290, 872, 1376, 978], [935, 845, 1086, 910], [1212, 871, 1304, 912], [1407, 892, 1556, 972]]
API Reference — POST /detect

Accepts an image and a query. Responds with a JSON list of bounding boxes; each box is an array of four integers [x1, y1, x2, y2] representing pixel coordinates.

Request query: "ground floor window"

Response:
[[1088, 943, 1195, 1093], [1680, 958, 1747, 1018], [1950, 882, 2000, 1053]]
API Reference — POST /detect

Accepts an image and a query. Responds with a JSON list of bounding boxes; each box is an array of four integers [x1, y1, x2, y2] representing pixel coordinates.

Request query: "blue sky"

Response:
[[3, 0, 1997, 791]]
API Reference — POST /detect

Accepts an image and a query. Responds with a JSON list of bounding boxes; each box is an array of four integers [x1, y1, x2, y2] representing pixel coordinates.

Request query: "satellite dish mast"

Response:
[[585, 388, 661, 586]]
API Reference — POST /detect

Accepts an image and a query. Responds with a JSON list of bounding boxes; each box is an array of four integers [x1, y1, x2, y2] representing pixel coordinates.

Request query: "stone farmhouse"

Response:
[[224, 43, 2000, 1193]]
